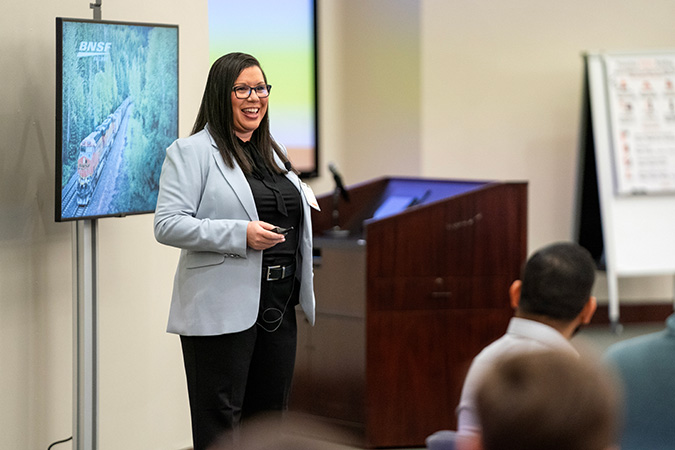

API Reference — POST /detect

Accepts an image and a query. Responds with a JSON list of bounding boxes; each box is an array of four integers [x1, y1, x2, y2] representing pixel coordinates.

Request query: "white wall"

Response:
[[0, 1, 207, 448], [313, 1, 421, 192], [420, 0, 675, 303], [2, 0, 674, 449]]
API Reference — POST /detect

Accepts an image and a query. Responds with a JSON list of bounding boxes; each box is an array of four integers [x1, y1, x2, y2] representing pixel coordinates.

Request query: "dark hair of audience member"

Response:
[[518, 242, 596, 320]]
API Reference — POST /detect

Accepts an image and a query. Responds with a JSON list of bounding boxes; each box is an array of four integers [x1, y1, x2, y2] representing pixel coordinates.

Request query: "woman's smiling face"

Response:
[[231, 65, 268, 141]]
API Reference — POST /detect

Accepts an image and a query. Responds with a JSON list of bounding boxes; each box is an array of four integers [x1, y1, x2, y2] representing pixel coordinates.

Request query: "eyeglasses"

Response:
[[232, 84, 272, 99]]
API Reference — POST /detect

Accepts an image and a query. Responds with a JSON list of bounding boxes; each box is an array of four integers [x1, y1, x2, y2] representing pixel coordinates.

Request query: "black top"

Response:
[[241, 139, 301, 267]]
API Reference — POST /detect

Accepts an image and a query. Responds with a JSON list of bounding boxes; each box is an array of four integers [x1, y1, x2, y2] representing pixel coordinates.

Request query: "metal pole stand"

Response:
[[90, 1, 102, 20], [73, 3, 103, 448], [73, 220, 99, 450]]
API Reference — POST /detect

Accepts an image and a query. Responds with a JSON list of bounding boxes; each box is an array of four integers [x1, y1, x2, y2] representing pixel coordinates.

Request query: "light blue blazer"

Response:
[[154, 126, 316, 336]]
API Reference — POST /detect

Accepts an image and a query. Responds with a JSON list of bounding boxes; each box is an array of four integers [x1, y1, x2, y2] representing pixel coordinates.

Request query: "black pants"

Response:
[[180, 277, 298, 450]]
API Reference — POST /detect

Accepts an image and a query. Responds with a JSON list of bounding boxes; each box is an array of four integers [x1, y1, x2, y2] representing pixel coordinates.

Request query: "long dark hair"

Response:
[[191, 52, 290, 175]]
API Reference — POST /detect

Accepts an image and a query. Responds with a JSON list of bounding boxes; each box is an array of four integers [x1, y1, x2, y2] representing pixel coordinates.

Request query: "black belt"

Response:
[[263, 263, 295, 281]]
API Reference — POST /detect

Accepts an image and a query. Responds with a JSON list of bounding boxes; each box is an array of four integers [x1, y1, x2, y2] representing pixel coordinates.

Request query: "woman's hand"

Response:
[[246, 221, 286, 251]]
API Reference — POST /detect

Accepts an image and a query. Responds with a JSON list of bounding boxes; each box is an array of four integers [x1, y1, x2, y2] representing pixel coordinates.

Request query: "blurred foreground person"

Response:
[[207, 412, 353, 450], [605, 312, 675, 450], [475, 351, 622, 450]]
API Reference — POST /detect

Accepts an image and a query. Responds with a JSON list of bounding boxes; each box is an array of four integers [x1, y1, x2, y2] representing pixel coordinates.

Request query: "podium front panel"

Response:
[[294, 178, 527, 448]]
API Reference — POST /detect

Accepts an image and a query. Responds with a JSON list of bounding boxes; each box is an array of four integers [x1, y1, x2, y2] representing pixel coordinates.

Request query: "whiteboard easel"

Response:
[[576, 51, 675, 330]]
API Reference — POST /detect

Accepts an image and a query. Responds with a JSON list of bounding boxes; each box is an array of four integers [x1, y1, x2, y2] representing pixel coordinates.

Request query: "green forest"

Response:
[[60, 20, 178, 213]]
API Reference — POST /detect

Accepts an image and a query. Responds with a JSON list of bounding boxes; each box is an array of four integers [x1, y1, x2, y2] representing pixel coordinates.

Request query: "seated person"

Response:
[[604, 312, 675, 450], [456, 242, 598, 438], [475, 351, 621, 450]]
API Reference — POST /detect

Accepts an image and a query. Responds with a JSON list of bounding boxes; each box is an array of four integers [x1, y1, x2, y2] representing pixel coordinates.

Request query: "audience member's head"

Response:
[[475, 351, 621, 450], [510, 242, 597, 334], [208, 412, 353, 450]]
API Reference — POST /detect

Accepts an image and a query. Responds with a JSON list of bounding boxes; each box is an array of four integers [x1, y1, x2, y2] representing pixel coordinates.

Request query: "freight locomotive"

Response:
[[76, 97, 131, 206]]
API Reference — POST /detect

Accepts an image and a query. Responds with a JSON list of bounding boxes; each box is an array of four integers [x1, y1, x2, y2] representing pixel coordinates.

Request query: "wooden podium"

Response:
[[291, 177, 527, 448]]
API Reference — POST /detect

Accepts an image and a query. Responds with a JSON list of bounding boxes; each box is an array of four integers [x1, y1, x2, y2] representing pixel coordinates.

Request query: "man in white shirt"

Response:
[[456, 242, 598, 440]]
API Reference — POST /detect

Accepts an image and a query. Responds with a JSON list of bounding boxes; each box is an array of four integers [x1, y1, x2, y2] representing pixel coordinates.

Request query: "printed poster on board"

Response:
[[604, 53, 675, 195]]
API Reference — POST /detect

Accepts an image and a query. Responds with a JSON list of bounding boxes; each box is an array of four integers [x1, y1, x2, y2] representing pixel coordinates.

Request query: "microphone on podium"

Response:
[[328, 162, 350, 202], [326, 162, 350, 237]]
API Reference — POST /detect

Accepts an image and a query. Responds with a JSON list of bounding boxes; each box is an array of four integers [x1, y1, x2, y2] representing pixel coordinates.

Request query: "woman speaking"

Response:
[[154, 52, 316, 450]]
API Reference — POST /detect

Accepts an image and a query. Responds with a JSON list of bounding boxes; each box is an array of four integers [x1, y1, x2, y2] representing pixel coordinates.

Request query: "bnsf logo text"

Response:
[[77, 42, 112, 57]]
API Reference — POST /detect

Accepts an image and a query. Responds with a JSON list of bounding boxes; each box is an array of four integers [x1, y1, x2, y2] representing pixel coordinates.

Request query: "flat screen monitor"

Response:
[[55, 17, 179, 221], [208, 0, 318, 177]]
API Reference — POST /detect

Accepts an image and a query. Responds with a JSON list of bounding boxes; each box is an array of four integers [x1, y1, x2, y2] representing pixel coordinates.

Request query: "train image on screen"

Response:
[[76, 97, 131, 206]]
